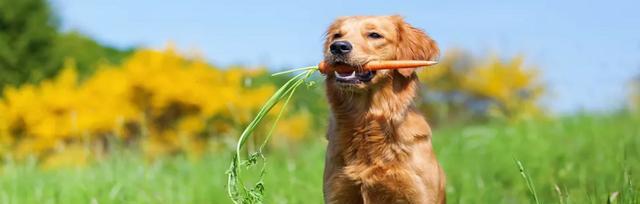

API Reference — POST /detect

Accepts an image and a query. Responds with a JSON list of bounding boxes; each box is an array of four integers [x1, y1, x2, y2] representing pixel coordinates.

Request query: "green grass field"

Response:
[[1, 114, 639, 204]]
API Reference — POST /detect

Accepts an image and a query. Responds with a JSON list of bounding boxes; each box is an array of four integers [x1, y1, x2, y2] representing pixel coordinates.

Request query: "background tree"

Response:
[[0, 0, 131, 91], [0, 0, 59, 89]]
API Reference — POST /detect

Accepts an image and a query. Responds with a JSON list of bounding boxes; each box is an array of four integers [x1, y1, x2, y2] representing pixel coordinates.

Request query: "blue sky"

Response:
[[50, 0, 640, 113]]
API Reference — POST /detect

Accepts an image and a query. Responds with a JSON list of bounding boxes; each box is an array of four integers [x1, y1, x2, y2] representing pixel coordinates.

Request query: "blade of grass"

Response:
[[553, 184, 565, 204], [516, 159, 541, 204]]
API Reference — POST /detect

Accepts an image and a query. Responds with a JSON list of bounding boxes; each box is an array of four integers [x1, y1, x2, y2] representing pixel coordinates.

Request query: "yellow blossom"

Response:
[[0, 46, 282, 162]]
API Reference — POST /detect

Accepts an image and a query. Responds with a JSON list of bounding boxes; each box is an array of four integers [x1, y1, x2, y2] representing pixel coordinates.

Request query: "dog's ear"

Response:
[[392, 15, 440, 77]]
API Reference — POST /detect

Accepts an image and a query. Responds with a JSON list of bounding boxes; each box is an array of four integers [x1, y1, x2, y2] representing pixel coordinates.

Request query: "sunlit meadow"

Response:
[[1, 0, 639, 203]]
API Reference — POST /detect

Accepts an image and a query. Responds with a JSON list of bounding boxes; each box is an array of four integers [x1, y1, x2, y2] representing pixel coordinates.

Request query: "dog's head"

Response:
[[323, 15, 439, 91]]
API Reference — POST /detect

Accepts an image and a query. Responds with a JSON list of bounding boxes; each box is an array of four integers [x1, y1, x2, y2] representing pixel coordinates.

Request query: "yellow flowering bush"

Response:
[[419, 50, 545, 123], [461, 55, 544, 120], [0, 47, 311, 164], [275, 110, 311, 141]]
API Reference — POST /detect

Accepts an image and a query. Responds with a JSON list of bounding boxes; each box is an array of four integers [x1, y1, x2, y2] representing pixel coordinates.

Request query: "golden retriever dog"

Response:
[[322, 15, 446, 204]]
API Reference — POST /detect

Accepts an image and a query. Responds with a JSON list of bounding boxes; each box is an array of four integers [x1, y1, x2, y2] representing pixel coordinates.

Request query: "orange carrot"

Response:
[[318, 60, 438, 74]]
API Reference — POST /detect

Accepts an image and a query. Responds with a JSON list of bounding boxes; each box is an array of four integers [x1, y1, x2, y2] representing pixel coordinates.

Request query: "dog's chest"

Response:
[[334, 119, 413, 179]]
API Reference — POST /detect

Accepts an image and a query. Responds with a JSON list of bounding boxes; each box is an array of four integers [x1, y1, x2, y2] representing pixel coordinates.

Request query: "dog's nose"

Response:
[[330, 41, 352, 55]]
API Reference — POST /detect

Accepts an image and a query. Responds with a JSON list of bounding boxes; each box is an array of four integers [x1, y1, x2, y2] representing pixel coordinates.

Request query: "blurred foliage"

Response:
[[0, 48, 313, 166], [0, 47, 548, 166], [53, 31, 134, 78], [0, 0, 59, 88], [0, 0, 549, 167], [0, 0, 131, 91], [629, 76, 640, 112], [418, 50, 546, 124]]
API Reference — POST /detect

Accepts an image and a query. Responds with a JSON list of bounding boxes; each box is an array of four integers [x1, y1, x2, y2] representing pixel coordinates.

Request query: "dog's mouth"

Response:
[[335, 70, 376, 84], [331, 62, 376, 84]]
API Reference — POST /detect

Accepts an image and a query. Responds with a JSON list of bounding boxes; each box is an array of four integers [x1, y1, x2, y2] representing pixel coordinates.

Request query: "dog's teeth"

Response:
[[335, 71, 357, 79]]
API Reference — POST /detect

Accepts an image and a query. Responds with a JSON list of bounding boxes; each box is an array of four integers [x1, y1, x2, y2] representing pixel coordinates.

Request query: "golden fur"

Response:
[[322, 15, 446, 204]]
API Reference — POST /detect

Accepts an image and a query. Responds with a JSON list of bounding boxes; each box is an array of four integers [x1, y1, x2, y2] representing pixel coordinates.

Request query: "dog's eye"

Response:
[[368, 32, 383, 39], [332, 33, 343, 39]]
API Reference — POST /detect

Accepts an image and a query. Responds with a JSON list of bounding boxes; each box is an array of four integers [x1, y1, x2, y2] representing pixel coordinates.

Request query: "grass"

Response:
[[516, 159, 541, 204], [0, 113, 639, 203]]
